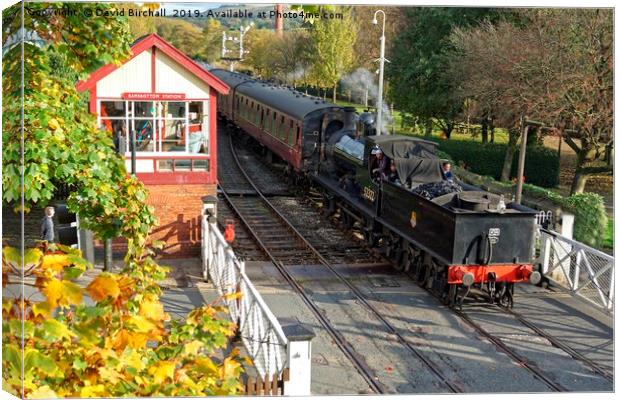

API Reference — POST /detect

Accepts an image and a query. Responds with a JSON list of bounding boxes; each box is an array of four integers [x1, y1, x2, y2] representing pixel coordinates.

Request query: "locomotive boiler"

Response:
[[210, 68, 541, 307]]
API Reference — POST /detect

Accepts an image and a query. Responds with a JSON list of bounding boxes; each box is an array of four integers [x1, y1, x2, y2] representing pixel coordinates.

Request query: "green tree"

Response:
[[309, 9, 357, 102], [157, 19, 204, 60], [387, 8, 507, 138], [243, 28, 278, 78], [201, 18, 225, 64]]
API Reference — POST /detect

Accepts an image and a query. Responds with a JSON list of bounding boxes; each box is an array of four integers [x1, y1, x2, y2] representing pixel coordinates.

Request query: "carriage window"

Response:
[[288, 123, 296, 146]]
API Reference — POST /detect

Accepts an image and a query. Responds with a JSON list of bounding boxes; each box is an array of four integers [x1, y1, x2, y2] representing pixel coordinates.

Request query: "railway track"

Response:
[[218, 128, 612, 393], [305, 175, 611, 392], [218, 130, 461, 394]]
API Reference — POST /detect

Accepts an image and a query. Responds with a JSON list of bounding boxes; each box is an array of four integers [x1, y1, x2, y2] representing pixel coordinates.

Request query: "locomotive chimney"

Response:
[[343, 106, 357, 131], [275, 4, 284, 37]]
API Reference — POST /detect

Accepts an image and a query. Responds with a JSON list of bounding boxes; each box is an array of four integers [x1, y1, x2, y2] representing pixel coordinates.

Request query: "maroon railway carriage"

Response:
[[211, 69, 353, 171]]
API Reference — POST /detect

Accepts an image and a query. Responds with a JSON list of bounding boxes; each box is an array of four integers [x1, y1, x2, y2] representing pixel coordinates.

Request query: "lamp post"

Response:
[[372, 10, 387, 135]]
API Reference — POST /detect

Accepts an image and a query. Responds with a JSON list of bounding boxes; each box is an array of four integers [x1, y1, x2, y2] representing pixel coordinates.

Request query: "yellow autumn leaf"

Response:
[[3, 298, 13, 313], [182, 340, 204, 357], [109, 329, 149, 350], [139, 299, 168, 321], [221, 357, 241, 379], [32, 301, 52, 318], [28, 385, 57, 398], [98, 366, 123, 384], [80, 384, 105, 398], [86, 273, 120, 302], [222, 291, 243, 301], [122, 349, 145, 371], [42, 279, 82, 308], [43, 319, 75, 341], [148, 360, 176, 385], [47, 118, 60, 130], [193, 357, 218, 375], [41, 254, 71, 273], [124, 315, 159, 334]]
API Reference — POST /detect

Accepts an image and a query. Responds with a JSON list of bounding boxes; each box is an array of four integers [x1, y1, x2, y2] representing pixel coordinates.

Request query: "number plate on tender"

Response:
[[489, 228, 500, 244]]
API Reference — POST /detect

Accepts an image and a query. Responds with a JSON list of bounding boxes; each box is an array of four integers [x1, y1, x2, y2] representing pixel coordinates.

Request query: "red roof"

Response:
[[76, 33, 229, 94]]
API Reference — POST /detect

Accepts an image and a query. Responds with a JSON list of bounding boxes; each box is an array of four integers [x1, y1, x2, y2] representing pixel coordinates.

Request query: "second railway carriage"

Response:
[[211, 68, 541, 307], [211, 69, 356, 171]]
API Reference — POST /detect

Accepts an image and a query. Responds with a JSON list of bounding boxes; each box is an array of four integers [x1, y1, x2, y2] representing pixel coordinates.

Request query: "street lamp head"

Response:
[[372, 18, 378, 25]]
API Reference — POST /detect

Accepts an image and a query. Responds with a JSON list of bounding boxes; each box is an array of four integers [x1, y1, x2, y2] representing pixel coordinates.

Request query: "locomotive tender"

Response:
[[211, 68, 541, 306]]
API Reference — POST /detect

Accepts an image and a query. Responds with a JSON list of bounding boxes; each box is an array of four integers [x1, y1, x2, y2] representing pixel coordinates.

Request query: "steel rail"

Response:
[[224, 133, 461, 394], [453, 310, 567, 392], [219, 188, 386, 394], [499, 306, 614, 383]]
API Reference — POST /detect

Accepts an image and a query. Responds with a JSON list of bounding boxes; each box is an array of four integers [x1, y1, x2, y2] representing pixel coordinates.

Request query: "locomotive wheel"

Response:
[[321, 193, 336, 217], [341, 210, 354, 230]]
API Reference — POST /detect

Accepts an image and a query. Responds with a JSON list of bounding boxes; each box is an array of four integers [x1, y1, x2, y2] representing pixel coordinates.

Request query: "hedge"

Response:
[[562, 192, 608, 248], [437, 140, 559, 188]]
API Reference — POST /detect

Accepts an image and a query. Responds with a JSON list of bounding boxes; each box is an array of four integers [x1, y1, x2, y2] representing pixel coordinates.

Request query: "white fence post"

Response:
[[202, 196, 218, 282], [551, 212, 574, 285], [282, 323, 315, 396]]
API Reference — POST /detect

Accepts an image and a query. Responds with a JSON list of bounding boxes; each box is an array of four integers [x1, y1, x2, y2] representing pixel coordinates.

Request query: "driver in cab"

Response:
[[371, 148, 390, 182]]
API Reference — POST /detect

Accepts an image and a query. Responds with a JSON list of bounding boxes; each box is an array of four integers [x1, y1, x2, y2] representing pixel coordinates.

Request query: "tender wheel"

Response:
[[445, 284, 458, 307], [385, 233, 403, 266]]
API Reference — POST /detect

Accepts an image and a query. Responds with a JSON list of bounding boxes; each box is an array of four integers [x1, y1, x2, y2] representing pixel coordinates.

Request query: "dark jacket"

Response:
[[41, 216, 54, 242]]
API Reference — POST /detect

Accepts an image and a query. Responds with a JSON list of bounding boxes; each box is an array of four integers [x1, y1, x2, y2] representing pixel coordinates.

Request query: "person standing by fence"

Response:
[[40, 206, 55, 243]]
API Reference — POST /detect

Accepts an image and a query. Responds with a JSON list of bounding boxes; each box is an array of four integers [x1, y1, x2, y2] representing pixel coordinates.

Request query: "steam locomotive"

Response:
[[211, 68, 541, 307]]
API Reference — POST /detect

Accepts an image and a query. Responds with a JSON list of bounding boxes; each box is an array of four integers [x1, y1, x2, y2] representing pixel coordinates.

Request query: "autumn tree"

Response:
[[449, 9, 613, 192], [350, 6, 407, 72], [449, 21, 533, 181], [157, 19, 204, 60], [118, 2, 158, 39], [528, 9, 613, 194], [271, 29, 313, 86], [308, 8, 357, 102]]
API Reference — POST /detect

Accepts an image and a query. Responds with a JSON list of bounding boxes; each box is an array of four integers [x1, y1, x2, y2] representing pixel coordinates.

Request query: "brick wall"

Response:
[[145, 184, 217, 258]]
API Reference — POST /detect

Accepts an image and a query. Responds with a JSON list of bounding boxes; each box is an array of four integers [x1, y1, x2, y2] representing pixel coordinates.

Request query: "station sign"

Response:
[[122, 92, 186, 100]]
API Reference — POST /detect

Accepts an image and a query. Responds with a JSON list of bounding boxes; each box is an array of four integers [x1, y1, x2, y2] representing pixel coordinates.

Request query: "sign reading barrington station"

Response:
[[122, 92, 186, 100]]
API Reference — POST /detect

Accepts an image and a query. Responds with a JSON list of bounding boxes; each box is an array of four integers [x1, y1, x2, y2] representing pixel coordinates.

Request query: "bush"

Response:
[[432, 139, 559, 188], [2, 245, 247, 398], [563, 192, 608, 247]]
